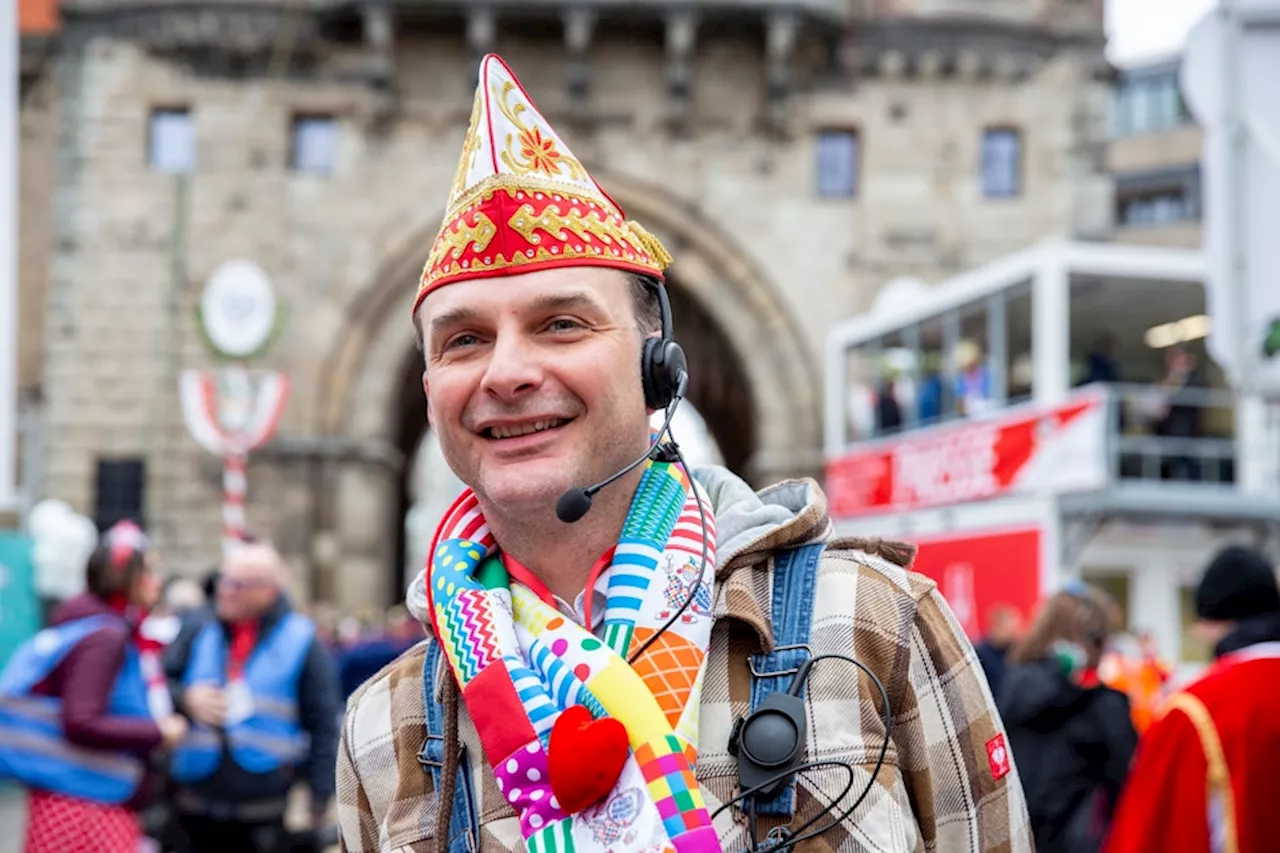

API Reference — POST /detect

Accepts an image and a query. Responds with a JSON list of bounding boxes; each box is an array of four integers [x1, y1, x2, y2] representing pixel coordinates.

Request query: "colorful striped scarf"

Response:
[[424, 459, 722, 853]]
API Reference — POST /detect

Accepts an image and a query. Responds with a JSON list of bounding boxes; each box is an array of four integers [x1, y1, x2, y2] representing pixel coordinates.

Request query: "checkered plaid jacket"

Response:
[[336, 480, 1032, 852]]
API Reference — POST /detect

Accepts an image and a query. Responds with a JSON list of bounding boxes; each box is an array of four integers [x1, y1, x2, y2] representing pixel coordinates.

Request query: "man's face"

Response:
[[131, 551, 163, 611], [418, 267, 651, 515], [216, 545, 282, 623], [1192, 618, 1231, 651], [988, 608, 1024, 645]]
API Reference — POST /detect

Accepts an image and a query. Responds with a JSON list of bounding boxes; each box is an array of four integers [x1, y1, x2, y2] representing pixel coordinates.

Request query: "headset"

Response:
[[555, 277, 689, 526], [640, 281, 688, 412], [555, 277, 891, 851]]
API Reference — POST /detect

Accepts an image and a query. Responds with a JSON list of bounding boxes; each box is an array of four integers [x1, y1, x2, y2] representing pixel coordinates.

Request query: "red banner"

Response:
[[826, 391, 1108, 517], [908, 527, 1042, 639]]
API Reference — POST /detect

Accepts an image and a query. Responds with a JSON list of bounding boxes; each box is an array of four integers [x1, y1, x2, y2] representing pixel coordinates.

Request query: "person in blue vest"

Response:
[[163, 539, 340, 853], [0, 520, 189, 853]]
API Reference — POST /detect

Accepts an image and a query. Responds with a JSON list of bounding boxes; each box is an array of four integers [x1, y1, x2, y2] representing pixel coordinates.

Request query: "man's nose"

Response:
[[480, 333, 543, 400]]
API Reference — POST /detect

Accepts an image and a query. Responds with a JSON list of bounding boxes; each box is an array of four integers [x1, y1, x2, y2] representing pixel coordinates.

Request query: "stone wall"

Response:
[[18, 74, 57, 399], [37, 13, 1112, 609]]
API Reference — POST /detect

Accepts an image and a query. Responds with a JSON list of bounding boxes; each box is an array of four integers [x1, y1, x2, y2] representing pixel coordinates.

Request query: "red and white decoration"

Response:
[[986, 733, 1011, 781], [180, 365, 289, 555], [826, 388, 1108, 518]]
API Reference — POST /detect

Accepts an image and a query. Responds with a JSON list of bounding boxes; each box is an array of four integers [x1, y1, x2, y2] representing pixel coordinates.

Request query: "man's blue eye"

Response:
[[445, 334, 479, 350]]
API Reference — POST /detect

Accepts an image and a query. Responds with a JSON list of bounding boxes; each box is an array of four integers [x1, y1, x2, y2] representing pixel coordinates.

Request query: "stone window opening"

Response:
[[290, 114, 339, 176], [981, 127, 1022, 199], [815, 128, 859, 199], [95, 458, 146, 532], [148, 107, 194, 174], [1115, 165, 1202, 226]]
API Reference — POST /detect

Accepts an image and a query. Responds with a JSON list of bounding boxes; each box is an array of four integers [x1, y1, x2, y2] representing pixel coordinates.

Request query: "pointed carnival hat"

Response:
[[414, 54, 673, 317]]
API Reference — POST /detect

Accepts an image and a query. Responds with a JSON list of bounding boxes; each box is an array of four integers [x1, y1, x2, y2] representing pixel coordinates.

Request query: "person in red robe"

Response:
[[1104, 545, 1280, 853]]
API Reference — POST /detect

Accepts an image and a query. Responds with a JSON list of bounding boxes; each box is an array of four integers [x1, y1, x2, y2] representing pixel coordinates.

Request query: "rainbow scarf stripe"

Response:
[[427, 460, 723, 853]]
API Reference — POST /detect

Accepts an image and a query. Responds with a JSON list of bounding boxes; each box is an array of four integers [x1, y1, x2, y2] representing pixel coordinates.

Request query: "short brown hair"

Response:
[[626, 273, 663, 336], [1008, 584, 1119, 671]]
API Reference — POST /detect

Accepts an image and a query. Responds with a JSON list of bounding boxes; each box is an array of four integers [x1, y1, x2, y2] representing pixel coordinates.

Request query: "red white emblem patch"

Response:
[[986, 733, 1011, 781]]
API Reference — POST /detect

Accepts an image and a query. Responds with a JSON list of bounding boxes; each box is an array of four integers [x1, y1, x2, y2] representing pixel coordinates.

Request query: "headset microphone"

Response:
[[555, 374, 688, 524]]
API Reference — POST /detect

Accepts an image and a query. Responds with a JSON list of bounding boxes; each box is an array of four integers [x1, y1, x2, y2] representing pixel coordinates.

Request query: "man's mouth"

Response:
[[482, 418, 572, 440]]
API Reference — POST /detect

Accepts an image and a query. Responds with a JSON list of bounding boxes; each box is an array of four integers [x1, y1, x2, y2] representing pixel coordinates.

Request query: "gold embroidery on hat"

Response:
[[627, 221, 673, 271], [507, 202, 637, 253], [449, 90, 485, 203], [423, 212, 498, 280], [429, 243, 638, 284], [418, 181, 670, 296], [494, 81, 586, 180]]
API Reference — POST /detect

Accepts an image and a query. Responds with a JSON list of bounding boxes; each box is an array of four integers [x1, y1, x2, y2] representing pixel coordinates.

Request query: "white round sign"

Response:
[[200, 260, 277, 357]]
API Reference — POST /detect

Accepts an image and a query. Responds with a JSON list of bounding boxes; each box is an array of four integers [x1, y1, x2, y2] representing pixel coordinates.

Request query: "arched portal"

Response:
[[312, 170, 821, 611]]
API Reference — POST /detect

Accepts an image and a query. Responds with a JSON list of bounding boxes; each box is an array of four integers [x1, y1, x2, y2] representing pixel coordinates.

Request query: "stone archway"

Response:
[[312, 171, 822, 610]]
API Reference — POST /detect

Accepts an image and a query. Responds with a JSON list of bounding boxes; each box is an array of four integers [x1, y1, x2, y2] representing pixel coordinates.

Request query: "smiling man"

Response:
[[421, 267, 658, 605], [336, 54, 1030, 853]]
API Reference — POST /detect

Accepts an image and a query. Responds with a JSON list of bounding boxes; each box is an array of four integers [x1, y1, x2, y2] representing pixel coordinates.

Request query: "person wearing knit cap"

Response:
[[1192, 545, 1280, 650], [1105, 545, 1280, 853], [336, 53, 1031, 853]]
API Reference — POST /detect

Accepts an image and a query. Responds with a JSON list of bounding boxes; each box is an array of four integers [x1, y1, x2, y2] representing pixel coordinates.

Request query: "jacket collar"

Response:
[[701, 473, 832, 654], [697, 468, 919, 654], [1215, 610, 1280, 658]]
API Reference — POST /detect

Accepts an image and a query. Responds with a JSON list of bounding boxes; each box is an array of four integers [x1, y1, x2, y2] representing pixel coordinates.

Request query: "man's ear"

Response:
[[422, 371, 434, 427]]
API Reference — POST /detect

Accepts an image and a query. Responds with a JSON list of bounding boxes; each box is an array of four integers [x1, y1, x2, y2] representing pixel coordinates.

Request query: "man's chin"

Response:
[[474, 468, 577, 516]]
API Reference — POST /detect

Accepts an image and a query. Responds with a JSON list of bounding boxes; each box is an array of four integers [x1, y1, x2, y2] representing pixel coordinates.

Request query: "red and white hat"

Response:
[[414, 54, 672, 317], [104, 520, 150, 575]]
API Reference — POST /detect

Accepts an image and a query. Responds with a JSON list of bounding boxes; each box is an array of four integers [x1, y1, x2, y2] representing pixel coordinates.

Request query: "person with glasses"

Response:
[[162, 540, 341, 853]]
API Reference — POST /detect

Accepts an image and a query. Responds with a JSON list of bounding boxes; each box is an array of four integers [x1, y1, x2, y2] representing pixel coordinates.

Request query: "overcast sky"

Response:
[[1106, 0, 1217, 66]]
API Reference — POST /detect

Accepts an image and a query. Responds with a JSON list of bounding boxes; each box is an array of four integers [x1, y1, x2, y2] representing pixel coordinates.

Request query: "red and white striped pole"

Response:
[[222, 449, 248, 556], [180, 367, 288, 557]]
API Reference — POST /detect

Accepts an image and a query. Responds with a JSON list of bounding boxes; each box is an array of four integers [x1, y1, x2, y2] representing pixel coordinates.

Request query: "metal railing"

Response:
[[1101, 382, 1239, 487], [840, 380, 1245, 490]]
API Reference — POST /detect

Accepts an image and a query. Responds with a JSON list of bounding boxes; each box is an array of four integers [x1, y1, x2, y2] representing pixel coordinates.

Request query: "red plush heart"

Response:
[[547, 704, 629, 814]]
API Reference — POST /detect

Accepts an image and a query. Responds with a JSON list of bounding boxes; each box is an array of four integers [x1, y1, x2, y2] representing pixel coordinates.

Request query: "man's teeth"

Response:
[[490, 419, 565, 439]]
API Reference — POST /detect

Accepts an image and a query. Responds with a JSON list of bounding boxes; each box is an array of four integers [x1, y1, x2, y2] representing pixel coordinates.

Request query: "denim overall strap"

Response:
[[747, 542, 824, 817], [420, 641, 480, 853]]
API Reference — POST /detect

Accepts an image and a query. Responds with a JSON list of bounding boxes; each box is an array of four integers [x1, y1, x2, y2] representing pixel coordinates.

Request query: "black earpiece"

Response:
[[555, 277, 690, 526], [728, 690, 809, 801], [641, 281, 688, 411], [724, 652, 894, 851]]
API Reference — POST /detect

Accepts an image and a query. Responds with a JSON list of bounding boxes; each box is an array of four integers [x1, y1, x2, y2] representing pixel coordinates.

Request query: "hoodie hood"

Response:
[[405, 465, 830, 628], [690, 465, 830, 574], [997, 659, 1096, 730]]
